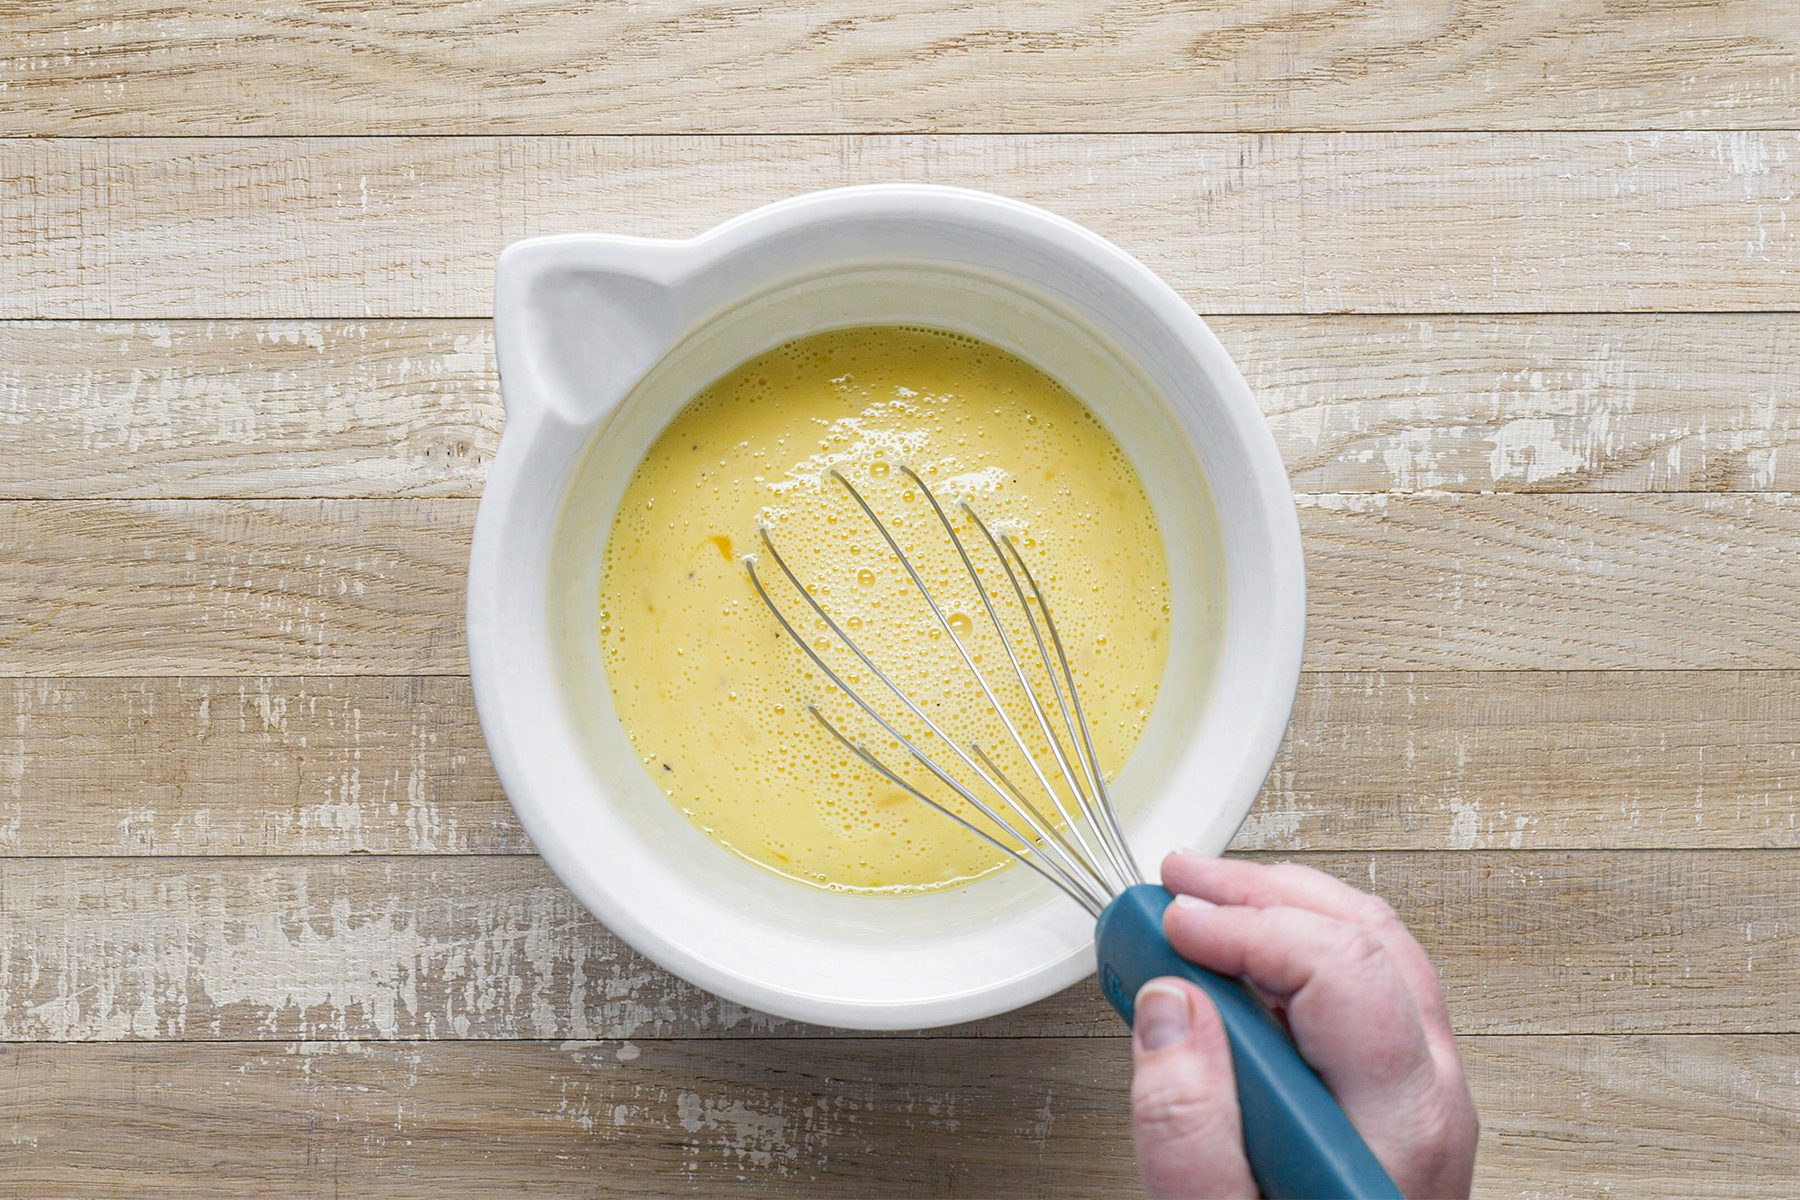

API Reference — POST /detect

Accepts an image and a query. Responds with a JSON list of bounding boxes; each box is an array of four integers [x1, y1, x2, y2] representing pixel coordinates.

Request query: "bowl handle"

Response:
[[492, 235, 703, 433]]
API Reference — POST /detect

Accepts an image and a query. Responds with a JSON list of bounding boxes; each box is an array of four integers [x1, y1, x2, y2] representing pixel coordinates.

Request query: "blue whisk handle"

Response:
[[1097, 884, 1403, 1200]]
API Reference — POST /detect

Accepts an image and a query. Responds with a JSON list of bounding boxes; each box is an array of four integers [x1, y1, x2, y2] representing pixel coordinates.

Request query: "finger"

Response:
[[1164, 852, 1386, 921], [1162, 899, 1439, 1120], [1130, 978, 1258, 1200], [1163, 854, 1456, 1050]]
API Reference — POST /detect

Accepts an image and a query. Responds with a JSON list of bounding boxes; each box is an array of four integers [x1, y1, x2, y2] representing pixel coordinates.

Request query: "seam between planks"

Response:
[[0, 1032, 1793, 1045], [6, 128, 1800, 141], [5, 310, 1800, 320], [1, 490, 1793, 500], [0, 848, 1786, 863], [1, 670, 1794, 677]]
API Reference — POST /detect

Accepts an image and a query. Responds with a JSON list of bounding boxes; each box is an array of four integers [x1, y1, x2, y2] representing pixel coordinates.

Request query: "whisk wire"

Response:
[[831, 470, 1119, 894], [956, 498, 1141, 890], [967, 742, 1070, 841], [1000, 536, 1145, 885], [747, 465, 1143, 906], [747, 532, 1108, 905], [808, 708, 1104, 916], [896, 466, 1124, 894]]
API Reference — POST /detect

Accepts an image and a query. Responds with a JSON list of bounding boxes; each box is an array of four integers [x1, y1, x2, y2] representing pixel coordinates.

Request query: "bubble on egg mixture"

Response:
[[597, 325, 1176, 895]]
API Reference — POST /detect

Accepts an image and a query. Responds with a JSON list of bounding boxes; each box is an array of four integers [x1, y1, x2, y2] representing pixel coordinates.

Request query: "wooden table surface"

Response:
[[3, 4, 1798, 1197]]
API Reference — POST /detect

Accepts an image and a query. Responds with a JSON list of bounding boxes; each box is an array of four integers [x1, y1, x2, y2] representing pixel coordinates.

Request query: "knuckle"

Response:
[[1443, 1074, 1482, 1149], [1356, 893, 1403, 930], [1364, 1026, 1432, 1084], [1404, 1075, 1482, 1158], [1268, 861, 1318, 888], [1187, 998, 1225, 1044], [1132, 1079, 1220, 1141], [1331, 928, 1389, 978]]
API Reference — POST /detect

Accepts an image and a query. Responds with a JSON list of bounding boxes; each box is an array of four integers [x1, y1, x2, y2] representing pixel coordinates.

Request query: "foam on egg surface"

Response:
[[599, 326, 1173, 894]]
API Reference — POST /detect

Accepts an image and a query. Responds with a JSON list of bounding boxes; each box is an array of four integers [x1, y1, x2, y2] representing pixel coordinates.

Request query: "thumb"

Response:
[[1130, 978, 1258, 1200]]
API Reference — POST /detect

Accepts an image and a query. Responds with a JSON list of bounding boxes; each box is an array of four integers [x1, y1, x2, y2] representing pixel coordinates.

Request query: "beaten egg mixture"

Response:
[[600, 326, 1171, 893]]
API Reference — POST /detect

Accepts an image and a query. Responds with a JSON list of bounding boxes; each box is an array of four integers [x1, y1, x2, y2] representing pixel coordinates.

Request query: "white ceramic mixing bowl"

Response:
[[468, 184, 1304, 1030]]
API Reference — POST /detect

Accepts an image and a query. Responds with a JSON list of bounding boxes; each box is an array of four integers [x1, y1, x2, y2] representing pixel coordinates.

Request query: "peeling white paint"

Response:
[[1235, 807, 1302, 848], [15, 321, 501, 498], [1448, 802, 1480, 851], [1488, 417, 1590, 486], [675, 1091, 801, 1170], [0, 861, 778, 1041], [0, 686, 23, 851], [1294, 492, 1394, 514], [2, 678, 511, 856]]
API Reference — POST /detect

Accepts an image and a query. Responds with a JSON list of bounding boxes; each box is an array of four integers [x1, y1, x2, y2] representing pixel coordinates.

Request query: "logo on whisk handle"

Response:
[[1100, 963, 1131, 1018]]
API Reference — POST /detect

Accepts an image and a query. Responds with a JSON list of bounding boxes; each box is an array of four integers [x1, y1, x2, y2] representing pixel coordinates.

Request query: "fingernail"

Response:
[[1135, 981, 1191, 1052], [1172, 893, 1215, 910]]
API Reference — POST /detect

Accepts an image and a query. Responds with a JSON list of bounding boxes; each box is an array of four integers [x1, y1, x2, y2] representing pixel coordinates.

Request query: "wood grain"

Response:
[[4, 672, 1794, 858], [0, 676, 514, 856], [0, 500, 470, 676], [1299, 492, 1800, 670], [3, 1, 1797, 136], [0, 321, 501, 500], [7, 134, 1799, 319], [6, 315, 1797, 499], [1, 1036, 1794, 1198], [2, 852, 1792, 1041], [1242, 315, 1800, 494], [1258, 670, 1800, 851], [5, 494, 1796, 675], [8, 4, 1795, 1198]]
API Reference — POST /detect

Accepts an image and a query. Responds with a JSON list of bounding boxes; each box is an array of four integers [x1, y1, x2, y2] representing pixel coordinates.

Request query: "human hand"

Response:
[[1129, 853, 1479, 1199]]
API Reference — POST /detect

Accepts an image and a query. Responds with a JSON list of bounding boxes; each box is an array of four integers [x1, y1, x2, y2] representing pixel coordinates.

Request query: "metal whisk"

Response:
[[745, 463, 1402, 1200], [745, 463, 1140, 915]]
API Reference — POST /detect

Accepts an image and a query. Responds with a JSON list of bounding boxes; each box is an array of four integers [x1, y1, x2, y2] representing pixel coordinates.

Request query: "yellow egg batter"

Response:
[[599, 326, 1171, 893]]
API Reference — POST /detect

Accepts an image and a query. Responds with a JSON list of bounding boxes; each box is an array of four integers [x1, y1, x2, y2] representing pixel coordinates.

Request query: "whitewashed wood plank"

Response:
[[0, 499, 471, 676], [1298, 492, 1800, 670], [5, 134, 1798, 318], [5, 316, 1796, 499], [0, 320, 501, 500], [1252, 669, 1800, 851], [3, 0, 1795, 135], [5, 494, 1795, 675], [0, 852, 1790, 1041], [0, 676, 514, 856], [3, 672, 1794, 857], [0, 1036, 1793, 1198], [1239, 315, 1800, 494]]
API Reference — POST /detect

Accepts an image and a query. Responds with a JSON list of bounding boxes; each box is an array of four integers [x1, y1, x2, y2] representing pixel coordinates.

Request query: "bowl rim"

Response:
[[469, 183, 1305, 1029]]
